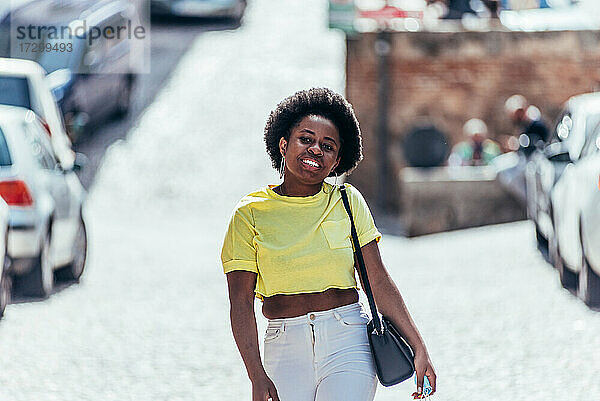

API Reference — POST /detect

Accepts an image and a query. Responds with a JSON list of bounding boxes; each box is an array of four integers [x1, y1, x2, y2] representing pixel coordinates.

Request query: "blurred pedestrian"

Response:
[[221, 88, 436, 401], [449, 118, 501, 166], [504, 94, 550, 152], [481, 0, 501, 17], [426, 0, 500, 19], [426, 0, 476, 19]]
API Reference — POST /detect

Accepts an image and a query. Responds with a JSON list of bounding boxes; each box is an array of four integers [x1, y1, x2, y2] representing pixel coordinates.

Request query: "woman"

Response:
[[221, 88, 436, 401]]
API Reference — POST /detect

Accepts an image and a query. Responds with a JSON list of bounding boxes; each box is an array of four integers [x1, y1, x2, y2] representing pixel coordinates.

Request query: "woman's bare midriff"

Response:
[[262, 288, 359, 319]]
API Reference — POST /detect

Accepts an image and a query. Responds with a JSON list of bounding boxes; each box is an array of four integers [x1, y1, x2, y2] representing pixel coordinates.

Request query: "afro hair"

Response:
[[264, 88, 363, 176]]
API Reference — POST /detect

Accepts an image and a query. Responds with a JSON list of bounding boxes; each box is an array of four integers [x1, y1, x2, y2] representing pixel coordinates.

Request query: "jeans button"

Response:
[[309, 314, 315, 320]]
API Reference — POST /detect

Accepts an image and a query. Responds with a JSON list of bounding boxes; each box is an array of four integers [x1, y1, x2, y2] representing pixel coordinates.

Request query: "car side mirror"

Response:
[[544, 142, 571, 162]]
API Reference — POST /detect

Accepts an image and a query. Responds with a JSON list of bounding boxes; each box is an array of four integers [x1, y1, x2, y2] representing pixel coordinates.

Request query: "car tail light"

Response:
[[0, 180, 34, 206]]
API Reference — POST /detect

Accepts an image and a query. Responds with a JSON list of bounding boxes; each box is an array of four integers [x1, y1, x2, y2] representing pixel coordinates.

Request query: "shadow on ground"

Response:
[[10, 277, 79, 304]]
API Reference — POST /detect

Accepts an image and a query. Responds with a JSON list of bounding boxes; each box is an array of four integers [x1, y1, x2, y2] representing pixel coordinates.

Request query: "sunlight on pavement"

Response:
[[1, 0, 598, 400]]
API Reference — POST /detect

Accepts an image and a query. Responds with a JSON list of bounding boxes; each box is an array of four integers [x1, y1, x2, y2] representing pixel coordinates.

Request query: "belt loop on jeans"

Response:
[[270, 320, 287, 332], [333, 311, 342, 321]]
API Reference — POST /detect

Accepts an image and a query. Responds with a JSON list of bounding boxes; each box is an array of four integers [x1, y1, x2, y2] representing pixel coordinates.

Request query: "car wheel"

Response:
[[0, 270, 11, 319], [578, 254, 600, 307], [232, 1, 246, 21], [578, 223, 600, 307], [114, 76, 133, 118], [548, 232, 559, 269], [555, 247, 577, 291], [535, 224, 548, 256], [56, 217, 87, 281], [19, 232, 53, 298], [525, 165, 537, 220]]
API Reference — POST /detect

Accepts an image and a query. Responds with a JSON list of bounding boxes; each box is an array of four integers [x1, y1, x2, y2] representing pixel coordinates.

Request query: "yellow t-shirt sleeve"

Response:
[[346, 184, 382, 247], [221, 205, 259, 274]]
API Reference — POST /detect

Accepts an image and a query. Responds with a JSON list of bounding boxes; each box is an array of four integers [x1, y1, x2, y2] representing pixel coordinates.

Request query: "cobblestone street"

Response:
[[0, 0, 598, 400]]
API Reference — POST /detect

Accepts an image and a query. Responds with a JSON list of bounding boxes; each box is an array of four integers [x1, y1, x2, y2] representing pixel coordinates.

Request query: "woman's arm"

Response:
[[359, 240, 437, 398], [226, 271, 280, 401]]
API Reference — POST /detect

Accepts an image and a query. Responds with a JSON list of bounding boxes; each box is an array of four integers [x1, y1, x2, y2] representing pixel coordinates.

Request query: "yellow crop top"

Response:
[[220, 182, 381, 300]]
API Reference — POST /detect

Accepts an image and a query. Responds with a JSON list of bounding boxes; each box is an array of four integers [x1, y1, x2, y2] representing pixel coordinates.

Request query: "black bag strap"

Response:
[[339, 184, 383, 335]]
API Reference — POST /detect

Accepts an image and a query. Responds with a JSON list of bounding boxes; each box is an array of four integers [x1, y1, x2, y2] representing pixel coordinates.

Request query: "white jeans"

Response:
[[263, 302, 377, 401]]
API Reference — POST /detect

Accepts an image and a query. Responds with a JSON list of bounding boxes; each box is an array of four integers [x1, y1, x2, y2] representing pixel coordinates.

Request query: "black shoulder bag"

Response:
[[339, 185, 415, 387]]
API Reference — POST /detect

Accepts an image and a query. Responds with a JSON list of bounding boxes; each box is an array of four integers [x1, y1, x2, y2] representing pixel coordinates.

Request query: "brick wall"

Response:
[[346, 29, 600, 211]]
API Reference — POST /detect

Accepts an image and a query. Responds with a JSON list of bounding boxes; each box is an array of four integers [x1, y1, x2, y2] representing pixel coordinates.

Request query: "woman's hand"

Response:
[[411, 349, 436, 399], [251, 373, 280, 401], [358, 242, 437, 398]]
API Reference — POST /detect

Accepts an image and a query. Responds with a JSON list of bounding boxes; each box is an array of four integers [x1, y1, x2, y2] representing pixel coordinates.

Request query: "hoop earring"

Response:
[[279, 156, 286, 179]]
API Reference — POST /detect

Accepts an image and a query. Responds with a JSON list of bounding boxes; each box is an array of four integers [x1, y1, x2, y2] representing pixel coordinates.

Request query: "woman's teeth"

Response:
[[302, 159, 319, 168]]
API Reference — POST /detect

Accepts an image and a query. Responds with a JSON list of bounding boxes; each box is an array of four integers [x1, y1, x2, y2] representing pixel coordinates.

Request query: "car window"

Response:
[[0, 127, 13, 166], [22, 121, 57, 170], [0, 77, 31, 109]]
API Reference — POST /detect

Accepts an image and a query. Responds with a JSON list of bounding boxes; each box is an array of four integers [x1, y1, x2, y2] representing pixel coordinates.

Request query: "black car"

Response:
[[151, 0, 246, 20]]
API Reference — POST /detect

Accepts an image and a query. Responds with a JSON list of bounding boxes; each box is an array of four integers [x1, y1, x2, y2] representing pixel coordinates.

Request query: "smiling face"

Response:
[[279, 114, 341, 191]]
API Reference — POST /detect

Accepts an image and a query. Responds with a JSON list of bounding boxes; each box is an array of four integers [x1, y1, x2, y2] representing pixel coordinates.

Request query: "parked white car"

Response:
[[0, 106, 86, 298], [551, 118, 600, 306], [0, 198, 10, 318], [579, 165, 600, 307], [0, 57, 75, 170], [527, 93, 600, 257]]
